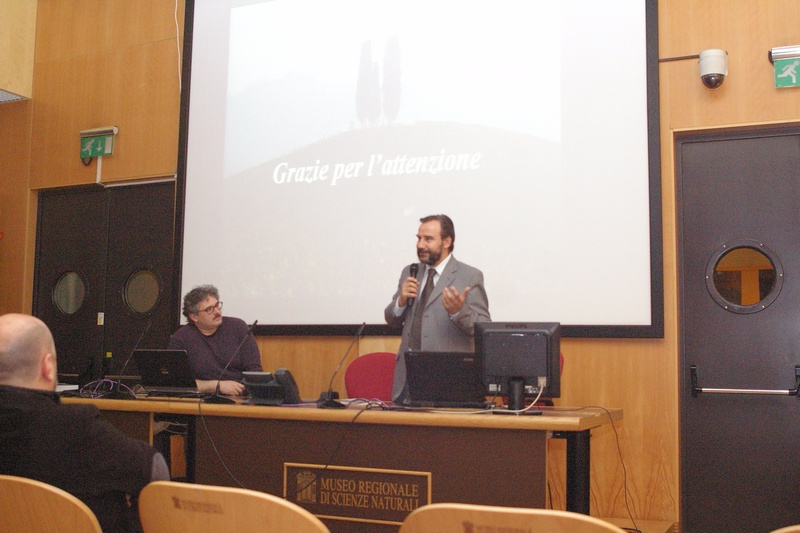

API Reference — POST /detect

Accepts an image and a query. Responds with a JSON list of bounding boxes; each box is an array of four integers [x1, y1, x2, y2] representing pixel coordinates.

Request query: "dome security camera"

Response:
[[699, 49, 728, 90]]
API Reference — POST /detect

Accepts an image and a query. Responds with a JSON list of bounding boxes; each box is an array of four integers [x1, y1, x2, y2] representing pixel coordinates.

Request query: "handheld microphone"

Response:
[[105, 318, 152, 399], [204, 320, 258, 404], [407, 263, 419, 307], [317, 322, 366, 409]]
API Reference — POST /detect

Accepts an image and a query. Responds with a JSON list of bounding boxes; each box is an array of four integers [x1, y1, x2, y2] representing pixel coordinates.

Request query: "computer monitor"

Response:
[[474, 322, 561, 410]]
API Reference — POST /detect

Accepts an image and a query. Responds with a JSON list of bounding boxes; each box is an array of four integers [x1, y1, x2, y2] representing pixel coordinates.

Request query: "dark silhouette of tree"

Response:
[[356, 40, 381, 127], [382, 35, 402, 124]]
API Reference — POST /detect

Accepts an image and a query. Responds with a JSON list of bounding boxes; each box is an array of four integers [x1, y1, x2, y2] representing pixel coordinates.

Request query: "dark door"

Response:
[[103, 182, 178, 378], [34, 182, 177, 385], [34, 186, 108, 383], [677, 127, 800, 532]]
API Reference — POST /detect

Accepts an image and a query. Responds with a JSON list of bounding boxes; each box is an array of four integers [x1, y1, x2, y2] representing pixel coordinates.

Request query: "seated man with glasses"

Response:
[[168, 284, 262, 395]]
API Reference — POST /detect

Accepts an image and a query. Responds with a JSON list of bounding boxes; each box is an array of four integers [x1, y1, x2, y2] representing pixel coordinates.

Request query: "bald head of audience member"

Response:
[[0, 313, 58, 391]]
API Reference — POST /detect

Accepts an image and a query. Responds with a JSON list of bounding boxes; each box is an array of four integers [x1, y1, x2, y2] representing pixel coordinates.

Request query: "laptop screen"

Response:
[[132, 349, 197, 389], [403, 351, 487, 408]]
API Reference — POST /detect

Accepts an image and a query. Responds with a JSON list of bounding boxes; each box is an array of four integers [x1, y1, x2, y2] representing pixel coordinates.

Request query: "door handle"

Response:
[[690, 364, 800, 397]]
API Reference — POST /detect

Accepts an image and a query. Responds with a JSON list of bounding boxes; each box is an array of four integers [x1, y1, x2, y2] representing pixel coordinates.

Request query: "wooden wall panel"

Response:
[[33, 0, 110, 62], [358, 335, 401, 355], [101, 39, 182, 182], [0, 0, 37, 98], [0, 100, 34, 314], [257, 337, 348, 402], [660, 0, 800, 130], [29, 0, 183, 188], [552, 337, 679, 520], [107, 0, 186, 47], [29, 51, 110, 188]]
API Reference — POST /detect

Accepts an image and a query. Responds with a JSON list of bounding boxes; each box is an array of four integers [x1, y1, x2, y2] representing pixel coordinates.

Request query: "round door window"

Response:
[[706, 240, 783, 314], [53, 271, 87, 315], [124, 269, 161, 315]]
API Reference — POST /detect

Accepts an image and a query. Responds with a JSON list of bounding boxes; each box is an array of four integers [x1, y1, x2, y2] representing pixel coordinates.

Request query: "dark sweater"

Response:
[[0, 386, 159, 532], [168, 316, 262, 381]]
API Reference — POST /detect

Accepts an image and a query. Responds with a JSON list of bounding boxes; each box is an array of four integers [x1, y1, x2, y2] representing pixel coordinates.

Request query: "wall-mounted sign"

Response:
[[774, 57, 800, 88], [80, 134, 114, 158]]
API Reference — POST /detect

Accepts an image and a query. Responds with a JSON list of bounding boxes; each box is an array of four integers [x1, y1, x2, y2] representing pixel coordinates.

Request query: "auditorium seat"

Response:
[[138, 481, 330, 532], [344, 351, 396, 401], [0, 474, 102, 532], [398, 503, 627, 533]]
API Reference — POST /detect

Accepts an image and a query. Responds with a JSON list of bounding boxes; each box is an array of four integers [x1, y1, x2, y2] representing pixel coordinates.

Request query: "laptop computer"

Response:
[[132, 349, 201, 397], [403, 351, 488, 408]]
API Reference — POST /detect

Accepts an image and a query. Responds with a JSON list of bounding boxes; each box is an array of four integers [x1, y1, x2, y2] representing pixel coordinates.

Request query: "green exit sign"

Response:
[[80, 135, 114, 158], [774, 57, 800, 88]]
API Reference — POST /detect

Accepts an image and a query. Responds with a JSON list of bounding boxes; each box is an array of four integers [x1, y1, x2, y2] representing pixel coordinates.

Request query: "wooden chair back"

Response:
[[398, 503, 628, 533], [0, 474, 102, 533], [138, 481, 330, 532]]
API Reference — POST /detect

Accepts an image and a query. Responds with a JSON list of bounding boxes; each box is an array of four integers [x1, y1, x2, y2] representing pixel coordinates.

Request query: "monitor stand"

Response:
[[492, 377, 542, 415]]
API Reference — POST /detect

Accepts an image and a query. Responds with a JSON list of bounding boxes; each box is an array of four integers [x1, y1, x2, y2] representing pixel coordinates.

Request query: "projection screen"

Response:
[[177, 0, 662, 337]]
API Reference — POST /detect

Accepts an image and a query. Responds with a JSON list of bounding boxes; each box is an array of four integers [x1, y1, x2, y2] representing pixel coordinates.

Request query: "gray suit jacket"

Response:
[[384, 255, 491, 402]]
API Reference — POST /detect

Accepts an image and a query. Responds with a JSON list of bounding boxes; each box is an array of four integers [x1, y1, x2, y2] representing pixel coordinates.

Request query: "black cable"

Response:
[[575, 405, 640, 533], [288, 405, 377, 500], [79, 378, 136, 398], [195, 401, 381, 493], [196, 401, 246, 488]]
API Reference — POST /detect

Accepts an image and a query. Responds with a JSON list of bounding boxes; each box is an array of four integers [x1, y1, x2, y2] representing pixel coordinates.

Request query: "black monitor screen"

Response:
[[475, 322, 560, 400]]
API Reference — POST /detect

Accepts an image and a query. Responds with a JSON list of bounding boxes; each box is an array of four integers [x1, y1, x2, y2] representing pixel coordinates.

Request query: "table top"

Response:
[[62, 396, 621, 432]]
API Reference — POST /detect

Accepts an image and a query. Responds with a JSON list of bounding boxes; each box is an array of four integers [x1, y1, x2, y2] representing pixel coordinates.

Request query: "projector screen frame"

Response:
[[172, 0, 663, 339]]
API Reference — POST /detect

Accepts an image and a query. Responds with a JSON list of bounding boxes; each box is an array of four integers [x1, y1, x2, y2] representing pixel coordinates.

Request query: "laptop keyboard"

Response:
[[143, 386, 203, 398]]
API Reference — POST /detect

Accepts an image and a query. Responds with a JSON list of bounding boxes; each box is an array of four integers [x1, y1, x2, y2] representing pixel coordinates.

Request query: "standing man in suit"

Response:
[[385, 214, 491, 402]]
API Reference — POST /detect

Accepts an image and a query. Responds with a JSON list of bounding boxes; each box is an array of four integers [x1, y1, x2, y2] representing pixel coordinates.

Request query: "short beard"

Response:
[[419, 249, 440, 266]]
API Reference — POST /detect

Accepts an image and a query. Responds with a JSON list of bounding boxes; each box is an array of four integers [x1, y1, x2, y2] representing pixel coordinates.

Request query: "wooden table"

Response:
[[63, 398, 620, 532]]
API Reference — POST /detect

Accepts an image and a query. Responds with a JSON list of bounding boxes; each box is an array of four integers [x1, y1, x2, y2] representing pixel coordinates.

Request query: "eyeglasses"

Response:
[[200, 301, 223, 315]]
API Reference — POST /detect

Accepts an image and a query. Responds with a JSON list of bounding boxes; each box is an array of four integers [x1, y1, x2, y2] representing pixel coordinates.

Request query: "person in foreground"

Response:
[[169, 284, 262, 395], [385, 214, 491, 402], [0, 313, 169, 532]]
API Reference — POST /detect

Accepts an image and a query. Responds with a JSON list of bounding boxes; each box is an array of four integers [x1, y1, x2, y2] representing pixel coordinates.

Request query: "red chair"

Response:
[[344, 351, 396, 401]]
